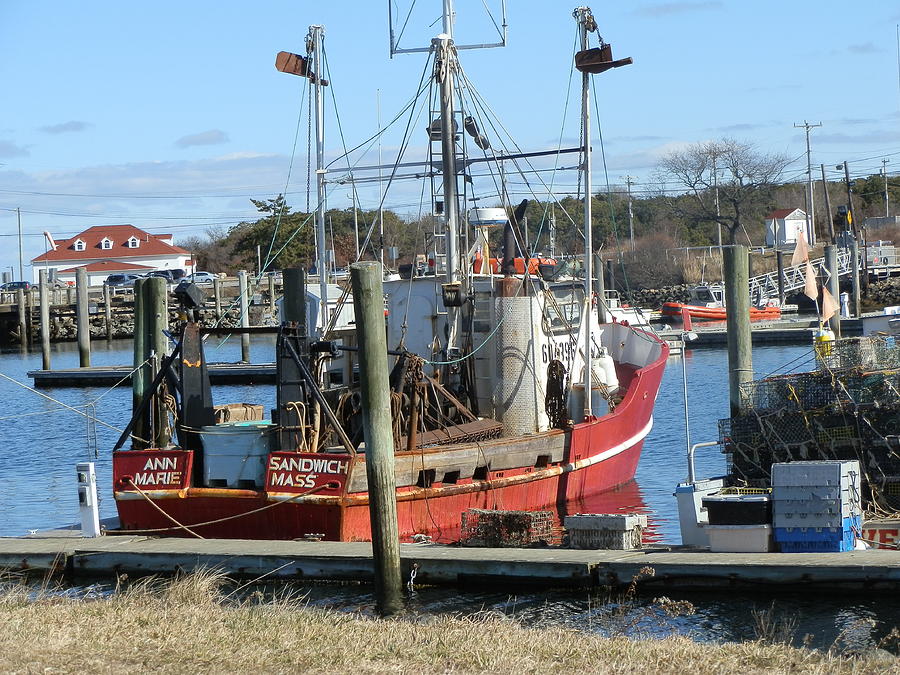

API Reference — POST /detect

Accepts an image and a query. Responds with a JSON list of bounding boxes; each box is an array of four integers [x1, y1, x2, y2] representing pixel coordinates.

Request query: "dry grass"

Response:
[[0, 570, 896, 674]]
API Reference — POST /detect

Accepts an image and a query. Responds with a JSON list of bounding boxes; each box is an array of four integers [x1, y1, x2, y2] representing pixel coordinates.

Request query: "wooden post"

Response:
[[724, 245, 752, 418], [15, 288, 26, 348], [824, 244, 842, 338], [75, 267, 91, 367], [239, 270, 250, 362], [268, 273, 276, 315], [25, 287, 34, 347], [103, 282, 113, 339], [131, 277, 169, 449], [132, 279, 148, 447], [851, 238, 861, 318], [39, 270, 51, 369], [147, 277, 169, 448], [775, 250, 785, 305], [213, 278, 223, 319], [350, 261, 402, 617]]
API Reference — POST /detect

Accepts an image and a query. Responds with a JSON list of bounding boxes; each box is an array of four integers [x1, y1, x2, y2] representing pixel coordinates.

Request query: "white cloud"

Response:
[[175, 129, 230, 148], [39, 121, 90, 134]]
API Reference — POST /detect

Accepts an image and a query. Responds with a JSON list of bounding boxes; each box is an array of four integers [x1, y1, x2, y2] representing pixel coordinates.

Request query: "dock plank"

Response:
[[3, 535, 900, 592]]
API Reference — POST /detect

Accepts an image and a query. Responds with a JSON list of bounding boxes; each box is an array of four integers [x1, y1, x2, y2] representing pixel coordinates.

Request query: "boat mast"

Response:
[[309, 25, 329, 326], [434, 0, 460, 350], [575, 7, 594, 419]]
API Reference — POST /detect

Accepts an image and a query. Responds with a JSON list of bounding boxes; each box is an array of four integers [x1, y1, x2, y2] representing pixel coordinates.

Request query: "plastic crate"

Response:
[[773, 485, 845, 501], [773, 499, 860, 527], [771, 460, 860, 488], [702, 494, 771, 525], [774, 515, 860, 542], [706, 524, 774, 553], [200, 421, 275, 488], [778, 532, 854, 553], [565, 513, 647, 550]]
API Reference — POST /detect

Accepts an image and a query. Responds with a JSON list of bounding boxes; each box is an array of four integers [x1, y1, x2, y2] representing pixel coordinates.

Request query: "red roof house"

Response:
[[31, 225, 192, 284]]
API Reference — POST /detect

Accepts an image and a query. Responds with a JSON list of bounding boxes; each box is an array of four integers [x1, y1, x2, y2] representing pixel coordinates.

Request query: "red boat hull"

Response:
[[661, 301, 781, 321], [113, 327, 667, 542]]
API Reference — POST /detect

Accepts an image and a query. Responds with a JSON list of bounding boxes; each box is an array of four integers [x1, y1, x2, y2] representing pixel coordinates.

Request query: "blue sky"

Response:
[[1, 1, 899, 277]]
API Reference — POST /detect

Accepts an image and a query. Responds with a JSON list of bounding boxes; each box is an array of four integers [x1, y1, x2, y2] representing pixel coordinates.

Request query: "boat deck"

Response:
[[4, 533, 900, 592]]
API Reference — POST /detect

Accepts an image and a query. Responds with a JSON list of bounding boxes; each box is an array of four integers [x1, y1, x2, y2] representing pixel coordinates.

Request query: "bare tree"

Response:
[[655, 139, 790, 245]]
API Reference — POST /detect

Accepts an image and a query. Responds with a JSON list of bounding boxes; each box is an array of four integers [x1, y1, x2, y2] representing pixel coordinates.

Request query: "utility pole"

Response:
[[623, 175, 636, 251], [712, 156, 722, 251], [820, 164, 835, 244], [794, 121, 821, 244], [16, 208, 23, 282], [883, 158, 891, 217]]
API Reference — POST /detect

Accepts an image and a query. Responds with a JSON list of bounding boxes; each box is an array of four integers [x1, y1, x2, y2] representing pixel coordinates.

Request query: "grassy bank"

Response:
[[0, 573, 894, 674]]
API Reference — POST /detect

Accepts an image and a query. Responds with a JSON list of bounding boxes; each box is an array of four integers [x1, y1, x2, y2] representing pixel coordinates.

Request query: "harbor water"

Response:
[[1, 335, 898, 648]]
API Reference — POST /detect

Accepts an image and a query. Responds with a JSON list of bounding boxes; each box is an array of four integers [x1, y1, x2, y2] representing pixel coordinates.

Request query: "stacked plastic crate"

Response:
[[772, 460, 862, 552]]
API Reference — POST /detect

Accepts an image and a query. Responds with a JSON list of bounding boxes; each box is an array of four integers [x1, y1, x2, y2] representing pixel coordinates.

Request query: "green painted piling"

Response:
[[350, 261, 402, 617], [75, 267, 90, 367], [724, 245, 752, 417], [39, 270, 50, 370]]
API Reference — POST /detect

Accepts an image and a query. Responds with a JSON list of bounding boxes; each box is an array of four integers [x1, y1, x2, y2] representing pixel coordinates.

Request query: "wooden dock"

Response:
[[659, 317, 863, 347], [3, 533, 900, 592], [28, 362, 276, 387]]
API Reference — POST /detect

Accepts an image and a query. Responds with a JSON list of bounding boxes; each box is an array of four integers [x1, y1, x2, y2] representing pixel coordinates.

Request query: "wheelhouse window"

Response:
[[546, 283, 583, 329]]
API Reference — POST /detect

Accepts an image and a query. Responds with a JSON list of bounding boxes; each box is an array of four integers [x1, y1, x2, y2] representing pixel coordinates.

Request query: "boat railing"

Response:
[[687, 440, 720, 484]]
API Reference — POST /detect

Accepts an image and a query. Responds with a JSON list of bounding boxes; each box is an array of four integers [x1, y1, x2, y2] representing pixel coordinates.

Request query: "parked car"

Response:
[[0, 281, 31, 291], [147, 269, 186, 283], [105, 273, 144, 287], [184, 271, 217, 284]]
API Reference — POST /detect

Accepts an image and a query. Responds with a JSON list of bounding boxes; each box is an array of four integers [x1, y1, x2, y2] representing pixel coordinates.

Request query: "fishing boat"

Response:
[[110, 5, 668, 542], [661, 282, 781, 321]]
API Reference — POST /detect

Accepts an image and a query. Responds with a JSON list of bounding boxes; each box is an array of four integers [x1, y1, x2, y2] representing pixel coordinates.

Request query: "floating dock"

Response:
[[3, 533, 900, 592], [28, 362, 276, 387]]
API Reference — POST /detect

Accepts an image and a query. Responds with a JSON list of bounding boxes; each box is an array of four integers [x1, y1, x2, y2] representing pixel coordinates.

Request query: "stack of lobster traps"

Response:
[[720, 336, 900, 512]]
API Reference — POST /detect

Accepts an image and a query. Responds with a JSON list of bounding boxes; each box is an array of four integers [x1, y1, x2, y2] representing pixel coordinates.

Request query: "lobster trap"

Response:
[[459, 509, 559, 547]]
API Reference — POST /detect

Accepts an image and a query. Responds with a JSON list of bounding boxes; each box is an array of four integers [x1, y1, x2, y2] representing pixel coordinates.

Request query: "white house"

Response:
[[31, 225, 193, 285], [765, 208, 812, 248]]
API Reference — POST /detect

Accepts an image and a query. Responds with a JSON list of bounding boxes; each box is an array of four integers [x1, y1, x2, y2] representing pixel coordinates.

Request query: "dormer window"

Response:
[[73, 239, 86, 252], [100, 237, 113, 250], [127, 236, 140, 249]]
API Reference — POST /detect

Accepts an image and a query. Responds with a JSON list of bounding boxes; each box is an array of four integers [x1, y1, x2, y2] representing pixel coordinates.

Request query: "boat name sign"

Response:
[[265, 452, 350, 494], [113, 450, 193, 491]]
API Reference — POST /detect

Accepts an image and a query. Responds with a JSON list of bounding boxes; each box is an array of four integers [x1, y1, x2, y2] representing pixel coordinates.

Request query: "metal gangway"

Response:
[[749, 249, 852, 301]]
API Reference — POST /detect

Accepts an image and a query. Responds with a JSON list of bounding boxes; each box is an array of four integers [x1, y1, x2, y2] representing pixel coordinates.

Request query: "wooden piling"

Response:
[[824, 245, 841, 338], [851, 238, 861, 318], [350, 261, 403, 617], [239, 270, 250, 362], [213, 278, 222, 320], [724, 245, 752, 418], [25, 288, 34, 347], [75, 267, 91, 367], [268, 274, 276, 315], [15, 288, 26, 347], [131, 277, 169, 449], [775, 250, 785, 304], [103, 282, 113, 339], [39, 270, 51, 370]]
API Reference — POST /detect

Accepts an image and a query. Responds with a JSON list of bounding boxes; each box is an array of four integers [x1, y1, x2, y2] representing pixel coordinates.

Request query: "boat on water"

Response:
[[661, 282, 781, 321], [110, 5, 668, 542]]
